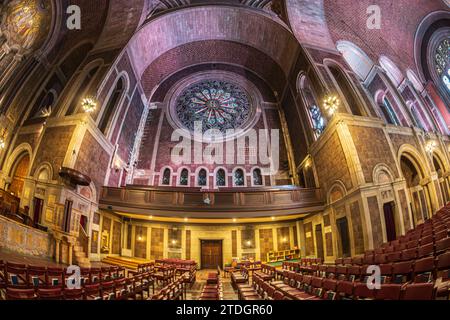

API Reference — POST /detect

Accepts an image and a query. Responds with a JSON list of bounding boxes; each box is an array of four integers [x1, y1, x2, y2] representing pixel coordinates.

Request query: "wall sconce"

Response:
[[113, 159, 121, 172], [246, 240, 252, 246], [323, 95, 340, 116], [271, 216, 275, 221], [282, 237, 287, 243], [171, 240, 177, 245], [425, 140, 437, 154], [137, 236, 143, 242], [81, 96, 97, 113], [232, 218, 237, 223]]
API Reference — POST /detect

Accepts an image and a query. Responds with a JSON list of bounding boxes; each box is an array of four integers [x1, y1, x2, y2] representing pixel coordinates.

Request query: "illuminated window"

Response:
[[179, 169, 189, 186], [234, 169, 245, 186], [216, 169, 226, 187], [435, 39, 450, 92], [198, 169, 207, 186], [162, 168, 171, 185], [252, 168, 263, 186], [381, 97, 400, 125]]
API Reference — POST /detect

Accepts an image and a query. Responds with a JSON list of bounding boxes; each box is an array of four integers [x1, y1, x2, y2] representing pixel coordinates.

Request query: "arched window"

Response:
[[379, 96, 400, 125], [29, 89, 56, 119], [179, 169, 189, 186], [327, 63, 363, 116], [216, 169, 226, 187], [299, 75, 325, 136], [435, 39, 450, 92], [336, 41, 375, 81], [379, 56, 404, 87], [252, 168, 263, 186], [162, 168, 171, 185], [198, 169, 207, 186], [407, 101, 425, 130], [234, 169, 245, 186], [99, 77, 125, 134], [66, 65, 100, 116]]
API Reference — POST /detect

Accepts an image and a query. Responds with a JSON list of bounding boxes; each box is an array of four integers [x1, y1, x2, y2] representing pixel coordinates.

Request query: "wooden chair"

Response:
[[63, 288, 84, 300], [37, 288, 64, 300], [6, 288, 37, 300]]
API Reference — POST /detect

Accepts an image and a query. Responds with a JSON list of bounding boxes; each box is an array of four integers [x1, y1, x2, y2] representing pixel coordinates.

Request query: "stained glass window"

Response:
[[216, 169, 226, 187], [175, 80, 252, 133], [308, 105, 325, 135], [381, 97, 400, 126], [234, 169, 245, 186], [435, 39, 450, 92], [180, 169, 189, 186], [162, 168, 171, 185], [198, 169, 207, 186], [253, 168, 263, 186]]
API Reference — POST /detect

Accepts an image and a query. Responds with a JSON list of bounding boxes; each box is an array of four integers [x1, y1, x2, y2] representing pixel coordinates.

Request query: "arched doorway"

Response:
[[400, 154, 430, 225], [8, 153, 30, 197]]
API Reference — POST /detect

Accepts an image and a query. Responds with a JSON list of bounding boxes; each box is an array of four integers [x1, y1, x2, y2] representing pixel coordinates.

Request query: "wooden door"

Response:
[[383, 202, 397, 242], [201, 240, 223, 269], [315, 224, 324, 261]]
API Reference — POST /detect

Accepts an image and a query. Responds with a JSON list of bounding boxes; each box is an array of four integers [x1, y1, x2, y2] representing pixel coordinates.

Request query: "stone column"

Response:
[[55, 240, 61, 264]]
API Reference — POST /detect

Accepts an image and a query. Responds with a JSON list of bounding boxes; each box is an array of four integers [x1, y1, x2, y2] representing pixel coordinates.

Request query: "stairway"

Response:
[[102, 256, 149, 270], [73, 241, 91, 268]]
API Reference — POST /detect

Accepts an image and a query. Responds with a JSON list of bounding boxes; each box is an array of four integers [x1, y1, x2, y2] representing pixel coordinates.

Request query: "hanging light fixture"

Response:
[[323, 95, 340, 116], [81, 96, 97, 113]]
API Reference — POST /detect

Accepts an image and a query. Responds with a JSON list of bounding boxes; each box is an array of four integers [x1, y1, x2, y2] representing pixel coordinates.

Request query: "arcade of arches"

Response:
[[0, 0, 449, 281]]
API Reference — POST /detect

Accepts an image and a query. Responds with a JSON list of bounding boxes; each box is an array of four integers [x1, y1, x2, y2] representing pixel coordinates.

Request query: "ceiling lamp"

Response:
[[81, 96, 97, 113], [323, 95, 340, 116]]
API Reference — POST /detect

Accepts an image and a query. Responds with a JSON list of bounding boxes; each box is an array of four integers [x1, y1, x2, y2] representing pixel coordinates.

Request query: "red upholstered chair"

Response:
[[436, 252, 450, 280], [353, 282, 376, 300], [375, 284, 402, 300], [27, 265, 47, 288], [435, 237, 450, 255], [379, 263, 393, 282], [406, 240, 419, 249], [434, 230, 448, 242], [63, 288, 84, 300], [386, 251, 401, 263], [89, 268, 101, 284], [351, 256, 363, 265], [6, 288, 37, 300], [417, 243, 434, 258], [335, 266, 347, 280], [392, 261, 413, 284], [346, 265, 362, 282], [45, 267, 64, 288], [401, 248, 418, 261], [100, 280, 116, 300], [336, 281, 354, 300], [335, 258, 343, 265], [420, 235, 434, 246], [37, 288, 64, 300], [273, 290, 285, 300], [363, 254, 374, 265], [401, 283, 434, 300], [343, 257, 352, 265], [322, 279, 337, 300], [413, 256, 435, 283], [6, 265, 28, 288], [84, 283, 102, 300], [101, 267, 112, 281], [114, 278, 129, 300]]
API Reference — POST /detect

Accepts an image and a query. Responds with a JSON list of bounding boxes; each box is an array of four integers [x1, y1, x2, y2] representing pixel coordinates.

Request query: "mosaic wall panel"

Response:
[[259, 229, 273, 262], [241, 227, 255, 249], [277, 227, 290, 251], [398, 189, 411, 232], [325, 232, 333, 256], [126, 224, 132, 249], [231, 230, 237, 257], [185, 230, 191, 260], [304, 222, 314, 256], [350, 200, 365, 254], [101, 216, 112, 251], [293, 226, 298, 247], [168, 228, 182, 249], [151, 227, 164, 260], [134, 226, 147, 259], [93, 213, 100, 225], [112, 221, 121, 254], [91, 230, 99, 254], [367, 196, 383, 248]]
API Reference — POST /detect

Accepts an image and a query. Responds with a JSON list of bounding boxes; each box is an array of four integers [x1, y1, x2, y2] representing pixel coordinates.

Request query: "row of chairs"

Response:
[[0, 261, 125, 290], [200, 277, 223, 300], [150, 272, 189, 300], [4, 272, 154, 300]]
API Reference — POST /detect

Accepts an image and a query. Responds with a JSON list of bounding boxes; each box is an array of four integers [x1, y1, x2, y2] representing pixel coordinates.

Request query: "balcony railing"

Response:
[[99, 185, 324, 219]]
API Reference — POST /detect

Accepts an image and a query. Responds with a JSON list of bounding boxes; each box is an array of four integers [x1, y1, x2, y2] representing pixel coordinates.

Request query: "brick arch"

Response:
[[127, 5, 299, 81]]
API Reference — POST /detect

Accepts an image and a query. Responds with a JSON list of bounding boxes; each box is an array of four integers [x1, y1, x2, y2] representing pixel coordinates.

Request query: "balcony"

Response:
[[99, 185, 324, 220]]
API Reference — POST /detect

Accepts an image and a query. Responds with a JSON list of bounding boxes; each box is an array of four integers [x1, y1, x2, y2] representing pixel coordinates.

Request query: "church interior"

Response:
[[0, 0, 449, 301]]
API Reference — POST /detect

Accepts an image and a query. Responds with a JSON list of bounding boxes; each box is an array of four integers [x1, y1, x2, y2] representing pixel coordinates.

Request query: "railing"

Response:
[[99, 185, 324, 218]]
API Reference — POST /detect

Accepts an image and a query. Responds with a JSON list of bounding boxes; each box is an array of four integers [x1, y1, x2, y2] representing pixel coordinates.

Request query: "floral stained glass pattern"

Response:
[[234, 169, 245, 186], [180, 169, 189, 186], [198, 169, 207, 186], [216, 169, 226, 187], [175, 80, 252, 133], [308, 105, 325, 135], [435, 39, 450, 92]]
